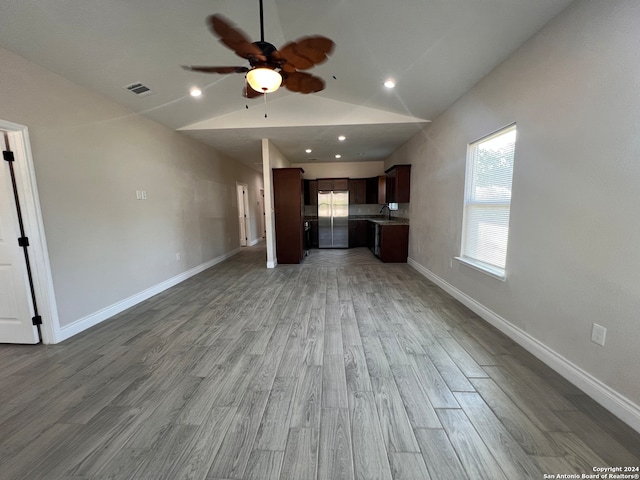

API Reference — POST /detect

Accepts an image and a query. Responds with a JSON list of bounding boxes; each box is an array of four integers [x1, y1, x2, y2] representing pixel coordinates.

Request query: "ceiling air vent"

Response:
[[124, 82, 153, 96]]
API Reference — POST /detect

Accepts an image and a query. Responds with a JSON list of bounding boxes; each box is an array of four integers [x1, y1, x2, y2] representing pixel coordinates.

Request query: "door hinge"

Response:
[[18, 236, 30, 247], [32, 315, 42, 326], [3, 150, 15, 162]]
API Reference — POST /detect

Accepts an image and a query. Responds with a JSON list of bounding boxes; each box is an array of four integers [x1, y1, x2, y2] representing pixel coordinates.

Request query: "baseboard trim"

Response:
[[407, 257, 640, 434], [55, 248, 241, 343]]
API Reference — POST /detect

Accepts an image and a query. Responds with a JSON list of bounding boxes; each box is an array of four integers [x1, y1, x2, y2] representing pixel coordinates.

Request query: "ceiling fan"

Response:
[[182, 0, 335, 99]]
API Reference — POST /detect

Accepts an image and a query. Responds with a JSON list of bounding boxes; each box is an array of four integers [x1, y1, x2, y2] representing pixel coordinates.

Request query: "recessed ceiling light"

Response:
[[335, 154, 341, 159], [384, 79, 396, 89], [190, 87, 202, 97], [338, 135, 346, 141], [305, 148, 312, 153]]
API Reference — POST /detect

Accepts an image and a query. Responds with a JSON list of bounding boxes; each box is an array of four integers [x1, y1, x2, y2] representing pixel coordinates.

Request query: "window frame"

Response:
[[457, 123, 517, 280]]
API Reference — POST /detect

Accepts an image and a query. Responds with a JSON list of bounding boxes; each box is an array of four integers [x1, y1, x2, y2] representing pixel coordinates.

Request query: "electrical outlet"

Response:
[[175, 252, 181, 261], [449, 258, 453, 268], [591, 323, 607, 346]]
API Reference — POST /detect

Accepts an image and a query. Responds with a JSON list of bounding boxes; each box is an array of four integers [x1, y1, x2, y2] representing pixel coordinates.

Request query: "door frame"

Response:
[[259, 188, 266, 239], [236, 182, 250, 247], [1, 119, 59, 344]]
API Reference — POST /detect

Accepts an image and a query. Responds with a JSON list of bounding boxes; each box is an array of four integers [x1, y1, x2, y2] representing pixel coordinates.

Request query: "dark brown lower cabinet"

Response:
[[309, 220, 318, 248], [367, 221, 376, 252], [379, 224, 409, 263], [348, 220, 368, 247]]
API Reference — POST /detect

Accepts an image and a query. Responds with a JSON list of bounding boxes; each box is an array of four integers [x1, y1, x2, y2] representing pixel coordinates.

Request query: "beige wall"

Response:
[[0, 46, 263, 335], [292, 161, 385, 179], [390, 0, 640, 428]]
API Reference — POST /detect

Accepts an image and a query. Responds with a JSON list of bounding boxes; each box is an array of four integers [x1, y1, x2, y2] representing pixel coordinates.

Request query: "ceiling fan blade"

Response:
[[208, 14, 263, 60], [283, 72, 325, 94], [278, 36, 335, 70], [182, 65, 249, 74], [293, 36, 335, 63], [280, 63, 297, 73], [277, 42, 314, 70]]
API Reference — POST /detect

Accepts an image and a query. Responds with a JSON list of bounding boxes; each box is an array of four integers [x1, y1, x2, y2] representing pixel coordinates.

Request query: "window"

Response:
[[459, 124, 516, 279]]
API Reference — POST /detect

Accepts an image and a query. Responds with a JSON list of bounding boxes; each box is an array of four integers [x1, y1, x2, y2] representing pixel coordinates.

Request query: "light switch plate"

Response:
[[591, 323, 606, 346]]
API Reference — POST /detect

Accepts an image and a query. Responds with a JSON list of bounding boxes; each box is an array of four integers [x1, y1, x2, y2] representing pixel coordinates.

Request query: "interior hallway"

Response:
[[1, 244, 639, 479]]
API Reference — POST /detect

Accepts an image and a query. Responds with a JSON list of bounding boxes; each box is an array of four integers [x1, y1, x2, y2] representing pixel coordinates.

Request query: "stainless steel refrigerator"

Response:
[[318, 190, 349, 248]]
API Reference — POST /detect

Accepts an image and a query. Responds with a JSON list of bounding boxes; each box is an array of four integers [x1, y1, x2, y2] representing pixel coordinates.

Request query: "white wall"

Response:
[[390, 0, 640, 429], [0, 46, 263, 339]]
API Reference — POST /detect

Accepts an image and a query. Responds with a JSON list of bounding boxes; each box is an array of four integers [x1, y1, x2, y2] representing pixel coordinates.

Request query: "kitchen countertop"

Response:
[[366, 218, 409, 225], [305, 215, 409, 225]]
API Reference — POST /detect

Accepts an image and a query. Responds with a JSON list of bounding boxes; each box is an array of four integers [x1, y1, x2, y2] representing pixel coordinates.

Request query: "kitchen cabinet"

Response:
[[367, 221, 376, 252], [366, 177, 378, 204], [348, 179, 367, 204], [304, 179, 318, 206], [365, 176, 385, 205], [317, 178, 349, 191], [367, 220, 409, 262], [385, 164, 411, 204], [348, 219, 368, 247], [309, 220, 318, 248], [273, 168, 305, 264], [379, 224, 409, 262]]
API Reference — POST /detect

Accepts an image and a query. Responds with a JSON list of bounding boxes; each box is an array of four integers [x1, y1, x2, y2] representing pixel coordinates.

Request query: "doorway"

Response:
[[236, 183, 250, 247], [0, 120, 57, 344]]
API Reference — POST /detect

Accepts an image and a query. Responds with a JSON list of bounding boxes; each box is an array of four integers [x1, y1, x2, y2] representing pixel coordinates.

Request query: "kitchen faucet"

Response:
[[380, 204, 392, 220]]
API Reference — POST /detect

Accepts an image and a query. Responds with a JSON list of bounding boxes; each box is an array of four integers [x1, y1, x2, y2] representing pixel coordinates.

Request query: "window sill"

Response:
[[454, 256, 507, 281]]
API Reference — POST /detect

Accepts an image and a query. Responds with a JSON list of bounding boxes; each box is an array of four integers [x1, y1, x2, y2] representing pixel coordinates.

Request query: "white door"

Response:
[[0, 134, 39, 343]]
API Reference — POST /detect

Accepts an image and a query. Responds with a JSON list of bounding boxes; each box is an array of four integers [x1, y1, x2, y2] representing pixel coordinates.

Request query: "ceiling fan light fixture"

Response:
[[246, 67, 282, 93]]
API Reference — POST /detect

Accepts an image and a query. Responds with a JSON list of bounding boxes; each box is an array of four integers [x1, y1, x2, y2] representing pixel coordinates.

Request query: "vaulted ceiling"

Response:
[[0, 0, 574, 170]]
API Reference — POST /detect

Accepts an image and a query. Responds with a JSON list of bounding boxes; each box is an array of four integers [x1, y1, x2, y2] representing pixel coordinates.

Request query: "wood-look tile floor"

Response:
[[1, 245, 639, 479]]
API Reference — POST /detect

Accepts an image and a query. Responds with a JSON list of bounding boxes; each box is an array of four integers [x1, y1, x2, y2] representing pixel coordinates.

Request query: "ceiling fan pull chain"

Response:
[[245, 76, 249, 108], [264, 92, 268, 118]]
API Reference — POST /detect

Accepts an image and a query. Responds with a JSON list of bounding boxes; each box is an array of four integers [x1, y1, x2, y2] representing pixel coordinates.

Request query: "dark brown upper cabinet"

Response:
[[304, 179, 318, 206], [365, 177, 379, 204], [377, 176, 387, 204], [348, 179, 367, 204], [317, 178, 349, 191], [365, 176, 387, 204], [385, 164, 411, 204]]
